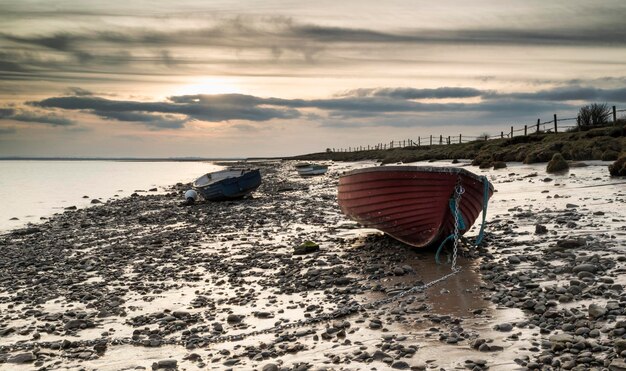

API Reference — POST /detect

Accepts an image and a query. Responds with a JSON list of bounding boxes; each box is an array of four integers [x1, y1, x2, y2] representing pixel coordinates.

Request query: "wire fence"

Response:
[[329, 105, 625, 152]]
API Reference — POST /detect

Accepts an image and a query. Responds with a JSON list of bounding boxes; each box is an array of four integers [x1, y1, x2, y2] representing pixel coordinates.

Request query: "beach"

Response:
[[0, 160, 625, 371]]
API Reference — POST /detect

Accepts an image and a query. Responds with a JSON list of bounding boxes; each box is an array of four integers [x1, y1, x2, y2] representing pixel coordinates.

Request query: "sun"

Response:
[[173, 77, 241, 96]]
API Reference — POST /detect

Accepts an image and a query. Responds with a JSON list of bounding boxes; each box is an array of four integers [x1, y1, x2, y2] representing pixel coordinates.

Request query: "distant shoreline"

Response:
[[0, 157, 242, 162], [291, 122, 625, 167]]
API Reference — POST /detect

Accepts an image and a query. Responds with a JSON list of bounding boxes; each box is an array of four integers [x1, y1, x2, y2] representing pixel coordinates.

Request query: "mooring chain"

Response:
[[451, 177, 465, 271], [199, 179, 467, 346], [201, 267, 461, 345]]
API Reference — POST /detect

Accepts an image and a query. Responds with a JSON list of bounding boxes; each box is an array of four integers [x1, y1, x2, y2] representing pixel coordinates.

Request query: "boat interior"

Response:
[[193, 169, 247, 187]]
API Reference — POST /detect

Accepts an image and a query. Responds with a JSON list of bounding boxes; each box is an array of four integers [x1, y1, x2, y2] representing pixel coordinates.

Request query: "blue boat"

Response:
[[193, 168, 262, 201]]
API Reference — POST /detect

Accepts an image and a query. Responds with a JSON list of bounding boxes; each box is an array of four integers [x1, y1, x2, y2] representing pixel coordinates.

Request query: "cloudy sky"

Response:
[[1, 0, 625, 158]]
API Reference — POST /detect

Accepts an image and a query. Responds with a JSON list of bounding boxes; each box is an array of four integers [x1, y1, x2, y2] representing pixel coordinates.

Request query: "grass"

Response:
[[292, 120, 626, 166]]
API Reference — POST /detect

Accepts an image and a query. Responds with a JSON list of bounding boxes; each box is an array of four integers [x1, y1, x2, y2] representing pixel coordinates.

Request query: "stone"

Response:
[[615, 339, 626, 354], [262, 364, 279, 371], [153, 359, 177, 369], [573, 264, 597, 274], [549, 334, 575, 343], [495, 323, 513, 332], [588, 304, 606, 319], [535, 224, 548, 234], [546, 153, 569, 173], [610, 359, 626, 371], [227, 314, 242, 323], [557, 239, 585, 249], [8, 352, 36, 364], [293, 241, 320, 255], [391, 360, 410, 369]]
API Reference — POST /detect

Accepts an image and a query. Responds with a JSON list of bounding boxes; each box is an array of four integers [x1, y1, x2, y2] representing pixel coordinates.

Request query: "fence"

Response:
[[329, 105, 625, 153]]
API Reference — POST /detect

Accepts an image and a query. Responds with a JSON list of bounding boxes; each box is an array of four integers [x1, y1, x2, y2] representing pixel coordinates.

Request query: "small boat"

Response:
[[295, 163, 329, 176], [193, 168, 262, 201], [337, 166, 494, 248]]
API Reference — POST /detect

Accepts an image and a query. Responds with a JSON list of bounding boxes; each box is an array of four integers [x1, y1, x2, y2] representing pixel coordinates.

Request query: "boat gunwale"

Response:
[[340, 166, 494, 192]]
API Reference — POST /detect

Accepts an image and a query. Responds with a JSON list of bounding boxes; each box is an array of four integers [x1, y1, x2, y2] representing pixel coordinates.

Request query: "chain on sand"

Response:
[[203, 267, 461, 345], [204, 180, 466, 345]]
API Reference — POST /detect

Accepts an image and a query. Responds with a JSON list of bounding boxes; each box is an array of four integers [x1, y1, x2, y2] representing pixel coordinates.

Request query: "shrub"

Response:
[[602, 150, 620, 161], [577, 103, 611, 128]]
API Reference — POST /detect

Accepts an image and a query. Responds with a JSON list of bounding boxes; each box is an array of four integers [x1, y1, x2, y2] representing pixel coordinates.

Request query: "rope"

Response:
[[435, 175, 490, 265], [474, 176, 490, 246]]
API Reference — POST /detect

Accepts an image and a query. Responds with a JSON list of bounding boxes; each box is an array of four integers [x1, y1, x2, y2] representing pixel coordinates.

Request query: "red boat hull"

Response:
[[338, 166, 494, 248]]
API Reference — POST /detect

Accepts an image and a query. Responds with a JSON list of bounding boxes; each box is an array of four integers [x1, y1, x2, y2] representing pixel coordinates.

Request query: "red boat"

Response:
[[338, 166, 494, 248]]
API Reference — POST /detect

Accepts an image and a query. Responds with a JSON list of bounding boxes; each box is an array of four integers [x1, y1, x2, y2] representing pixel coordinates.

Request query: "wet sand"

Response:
[[0, 160, 624, 371]]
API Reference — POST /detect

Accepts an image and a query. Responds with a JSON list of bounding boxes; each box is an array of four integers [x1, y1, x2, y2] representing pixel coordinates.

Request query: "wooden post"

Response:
[[418, 137, 421, 146], [439, 135, 442, 145], [447, 135, 450, 145], [500, 131, 503, 139], [613, 105, 617, 123], [510, 126, 513, 138], [554, 114, 558, 133], [403, 140, 405, 147], [537, 119, 540, 134], [524, 125, 527, 136], [430, 135, 432, 146], [459, 134, 462, 144]]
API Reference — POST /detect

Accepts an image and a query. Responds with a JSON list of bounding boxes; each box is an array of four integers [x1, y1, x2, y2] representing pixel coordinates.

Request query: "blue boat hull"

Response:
[[197, 169, 262, 201]]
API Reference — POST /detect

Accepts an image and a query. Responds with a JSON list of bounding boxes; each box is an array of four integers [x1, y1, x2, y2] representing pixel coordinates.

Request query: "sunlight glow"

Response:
[[173, 77, 241, 96]]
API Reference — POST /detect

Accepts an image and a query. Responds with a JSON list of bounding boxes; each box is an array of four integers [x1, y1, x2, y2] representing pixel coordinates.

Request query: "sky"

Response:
[[1, 0, 625, 158]]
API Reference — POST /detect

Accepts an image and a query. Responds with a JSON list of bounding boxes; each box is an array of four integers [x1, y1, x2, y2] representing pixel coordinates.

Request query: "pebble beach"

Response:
[[0, 160, 625, 371]]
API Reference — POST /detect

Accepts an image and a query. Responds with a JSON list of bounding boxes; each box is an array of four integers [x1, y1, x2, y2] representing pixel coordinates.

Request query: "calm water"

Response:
[[0, 160, 221, 232]]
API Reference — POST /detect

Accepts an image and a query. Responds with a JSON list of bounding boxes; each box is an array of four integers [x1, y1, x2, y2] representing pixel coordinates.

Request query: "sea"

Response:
[[0, 160, 222, 232]]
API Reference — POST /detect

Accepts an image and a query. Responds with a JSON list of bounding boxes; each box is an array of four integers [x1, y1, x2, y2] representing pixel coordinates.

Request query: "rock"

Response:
[[391, 360, 410, 369], [493, 161, 507, 170], [610, 359, 626, 371], [262, 363, 279, 371], [609, 154, 626, 177], [8, 352, 36, 364], [226, 314, 242, 324], [549, 334, 575, 343], [557, 239, 585, 249], [614, 339, 626, 354], [293, 241, 320, 255], [65, 205, 77, 210], [546, 153, 569, 173], [90, 199, 102, 204], [495, 323, 513, 332], [573, 264, 597, 273], [153, 359, 177, 369], [535, 224, 548, 234], [0, 327, 15, 336], [64, 319, 94, 330], [588, 304, 606, 319]]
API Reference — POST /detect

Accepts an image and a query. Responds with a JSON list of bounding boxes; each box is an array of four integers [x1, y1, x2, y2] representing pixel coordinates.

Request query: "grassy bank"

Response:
[[293, 121, 626, 167]]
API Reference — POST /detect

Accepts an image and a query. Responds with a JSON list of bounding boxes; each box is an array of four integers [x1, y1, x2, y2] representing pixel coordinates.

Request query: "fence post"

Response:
[[459, 134, 462, 144], [447, 135, 450, 145], [554, 114, 558, 133], [524, 125, 527, 136], [537, 119, 540, 134], [430, 135, 432, 146], [439, 135, 442, 145], [613, 105, 617, 123], [500, 131, 503, 139], [510, 126, 513, 138]]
